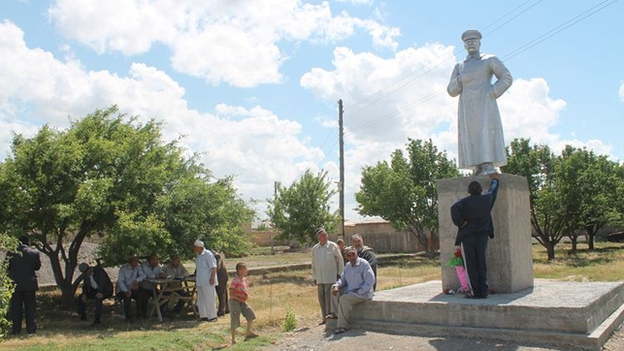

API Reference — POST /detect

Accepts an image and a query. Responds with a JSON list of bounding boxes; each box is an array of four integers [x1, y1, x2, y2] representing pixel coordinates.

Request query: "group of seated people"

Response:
[[76, 253, 190, 324]]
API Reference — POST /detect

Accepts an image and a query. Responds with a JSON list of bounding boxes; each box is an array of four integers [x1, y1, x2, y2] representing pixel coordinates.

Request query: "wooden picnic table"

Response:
[[146, 277, 198, 322]]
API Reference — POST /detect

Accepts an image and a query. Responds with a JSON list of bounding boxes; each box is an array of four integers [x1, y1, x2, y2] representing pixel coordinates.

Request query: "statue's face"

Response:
[[463, 38, 481, 54]]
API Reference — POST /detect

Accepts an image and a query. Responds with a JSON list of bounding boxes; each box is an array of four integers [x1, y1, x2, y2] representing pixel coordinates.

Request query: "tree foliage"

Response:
[[0, 235, 18, 341], [0, 106, 253, 307], [504, 138, 623, 260], [267, 170, 338, 244], [355, 139, 460, 257]]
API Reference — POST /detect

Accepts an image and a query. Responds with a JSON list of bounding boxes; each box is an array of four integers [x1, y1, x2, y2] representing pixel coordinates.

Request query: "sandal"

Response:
[[334, 328, 348, 334]]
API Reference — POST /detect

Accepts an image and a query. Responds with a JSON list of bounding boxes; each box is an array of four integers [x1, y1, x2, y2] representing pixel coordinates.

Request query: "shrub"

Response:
[[282, 307, 296, 332], [0, 236, 17, 341]]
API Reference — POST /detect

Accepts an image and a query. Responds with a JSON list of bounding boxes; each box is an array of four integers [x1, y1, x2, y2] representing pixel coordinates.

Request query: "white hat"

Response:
[[194, 240, 205, 248]]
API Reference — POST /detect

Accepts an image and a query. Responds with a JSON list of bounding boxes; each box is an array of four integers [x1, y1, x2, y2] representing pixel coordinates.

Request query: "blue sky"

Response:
[[0, 0, 622, 222]]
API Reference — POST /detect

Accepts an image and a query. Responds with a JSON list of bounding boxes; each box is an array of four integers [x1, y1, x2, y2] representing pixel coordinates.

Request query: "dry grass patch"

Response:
[[4, 243, 624, 350]]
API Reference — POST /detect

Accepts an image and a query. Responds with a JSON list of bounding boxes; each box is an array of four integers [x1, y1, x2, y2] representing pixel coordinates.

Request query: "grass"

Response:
[[3, 241, 623, 350]]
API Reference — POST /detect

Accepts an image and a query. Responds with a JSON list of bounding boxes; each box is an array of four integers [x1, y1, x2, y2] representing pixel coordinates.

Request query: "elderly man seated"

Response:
[[139, 253, 168, 318], [116, 254, 146, 321], [76, 262, 113, 326], [330, 247, 375, 334], [163, 254, 190, 314]]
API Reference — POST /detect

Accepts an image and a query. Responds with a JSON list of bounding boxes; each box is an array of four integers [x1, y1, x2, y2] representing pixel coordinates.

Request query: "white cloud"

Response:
[[300, 44, 618, 219], [619, 82, 624, 101], [0, 21, 322, 213], [498, 77, 567, 146], [336, 0, 374, 5], [48, 0, 400, 87]]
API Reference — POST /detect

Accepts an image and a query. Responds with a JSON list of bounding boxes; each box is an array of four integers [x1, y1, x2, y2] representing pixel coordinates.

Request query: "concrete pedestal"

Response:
[[437, 174, 533, 294], [349, 280, 624, 350]]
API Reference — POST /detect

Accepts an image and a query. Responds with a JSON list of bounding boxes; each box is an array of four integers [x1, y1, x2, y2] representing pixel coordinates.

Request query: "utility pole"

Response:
[[338, 99, 345, 238]]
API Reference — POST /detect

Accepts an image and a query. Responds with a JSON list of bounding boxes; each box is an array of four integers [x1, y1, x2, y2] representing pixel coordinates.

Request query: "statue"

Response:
[[447, 29, 512, 175]]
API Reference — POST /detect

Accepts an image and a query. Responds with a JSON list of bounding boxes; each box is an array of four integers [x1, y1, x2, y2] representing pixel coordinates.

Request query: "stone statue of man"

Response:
[[447, 29, 512, 175]]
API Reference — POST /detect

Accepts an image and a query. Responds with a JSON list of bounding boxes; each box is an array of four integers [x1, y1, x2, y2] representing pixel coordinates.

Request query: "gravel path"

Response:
[[268, 322, 624, 351]]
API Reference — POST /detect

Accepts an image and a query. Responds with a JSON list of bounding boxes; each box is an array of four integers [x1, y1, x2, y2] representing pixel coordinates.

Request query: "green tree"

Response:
[[505, 138, 563, 260], [267, 170, 338, 244], [355, 139, 460, 258], [558, 147, 622, 251], [0, 106, 252, 308], [504, 139, 622, 259], [0, 235, 18, 341]]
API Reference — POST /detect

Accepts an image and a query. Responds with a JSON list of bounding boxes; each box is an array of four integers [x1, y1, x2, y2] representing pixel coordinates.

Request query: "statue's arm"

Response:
[[490, 57, 512, 98], [447, 64, 462, 97]]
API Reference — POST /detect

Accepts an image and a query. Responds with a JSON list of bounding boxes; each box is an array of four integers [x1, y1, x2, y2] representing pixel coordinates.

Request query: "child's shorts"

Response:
[[229, 299, 256, 329]]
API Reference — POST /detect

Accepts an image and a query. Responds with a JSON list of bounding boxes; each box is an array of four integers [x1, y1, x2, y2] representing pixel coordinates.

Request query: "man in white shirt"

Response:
[[312, 228, 344, 323], [139, 253, 167, 318], [116, 254, 146, 321], [163, 255, 190, 313], [193, 240, 218, 322]]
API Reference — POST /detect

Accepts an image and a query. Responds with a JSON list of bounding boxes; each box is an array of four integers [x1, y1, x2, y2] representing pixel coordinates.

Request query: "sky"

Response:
[[0, 0, 623, 224]]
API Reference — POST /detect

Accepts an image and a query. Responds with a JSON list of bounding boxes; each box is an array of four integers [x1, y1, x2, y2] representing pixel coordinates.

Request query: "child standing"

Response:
[[229, 262, 258, 344]]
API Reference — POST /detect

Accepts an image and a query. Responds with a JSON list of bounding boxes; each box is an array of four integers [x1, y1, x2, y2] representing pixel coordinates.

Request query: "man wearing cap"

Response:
[[351, 234, 377, 291], [447, 29, 513, 175], [193, 240, 218, 322], [331, 247, 375, 334], [116, 254, 146, 321], [76, 262, 113, 325], [311, 228, 344, 323]]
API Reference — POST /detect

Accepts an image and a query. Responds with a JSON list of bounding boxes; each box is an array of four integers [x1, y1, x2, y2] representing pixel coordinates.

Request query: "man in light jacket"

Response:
[[312, 228, 343, 323], [116, 254, 146, 321], [331, 247, 375, 334]]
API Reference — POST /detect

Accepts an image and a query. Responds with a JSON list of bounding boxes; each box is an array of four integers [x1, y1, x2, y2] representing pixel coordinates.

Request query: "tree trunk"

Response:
[[44, 251, 76, 309], [40, 224, 91, 309], [588, 233, 596, 250], [569, 234, 578, 253], [586, 224, 598, 251], [546, 242, 556, 261]]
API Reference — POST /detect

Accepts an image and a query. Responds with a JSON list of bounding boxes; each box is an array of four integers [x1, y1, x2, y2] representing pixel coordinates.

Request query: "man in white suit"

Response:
[[193, 240, 218, 322]]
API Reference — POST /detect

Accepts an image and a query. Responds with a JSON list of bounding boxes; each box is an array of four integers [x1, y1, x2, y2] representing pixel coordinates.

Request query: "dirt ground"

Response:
[[267, 322, 624, 351]]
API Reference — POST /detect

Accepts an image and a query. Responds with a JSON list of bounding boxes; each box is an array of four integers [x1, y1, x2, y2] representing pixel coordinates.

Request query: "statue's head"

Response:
[[462, 29, 482, 55]]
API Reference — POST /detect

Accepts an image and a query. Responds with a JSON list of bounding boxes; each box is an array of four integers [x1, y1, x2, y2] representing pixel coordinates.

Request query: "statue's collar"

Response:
[[464, 53, 483, 62]]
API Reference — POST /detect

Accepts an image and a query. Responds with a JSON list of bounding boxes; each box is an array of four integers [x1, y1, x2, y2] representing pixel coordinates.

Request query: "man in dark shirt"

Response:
[[76, 262, 113, 326], [350, 234, 377, 291], [214, 252, 229, 317], [7, 235, 41, 335], [451, 173, 499, 299]]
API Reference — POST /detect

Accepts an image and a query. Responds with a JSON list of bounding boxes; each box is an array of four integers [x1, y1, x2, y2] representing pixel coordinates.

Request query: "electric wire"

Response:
[[340, 0, 618, 140]]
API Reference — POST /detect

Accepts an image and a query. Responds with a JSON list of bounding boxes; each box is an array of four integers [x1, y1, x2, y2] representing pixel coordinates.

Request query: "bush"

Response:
[[0, 236, 17, 341], [282, 307, 297, 332]]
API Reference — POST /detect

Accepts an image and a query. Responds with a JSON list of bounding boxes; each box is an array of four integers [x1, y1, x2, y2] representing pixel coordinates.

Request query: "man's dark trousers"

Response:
[[10, 291, 37, 334], [463, 233, 489, 298], [117, 290, 141, 319], [77, 291, 105, 321]]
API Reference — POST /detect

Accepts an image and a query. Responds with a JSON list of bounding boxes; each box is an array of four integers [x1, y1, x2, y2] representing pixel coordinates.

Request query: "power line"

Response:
[[482, 0, 545, 38], [502, 0, 619, 61], [342, 0, 545, 120], [339, 0, 619, 138]]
